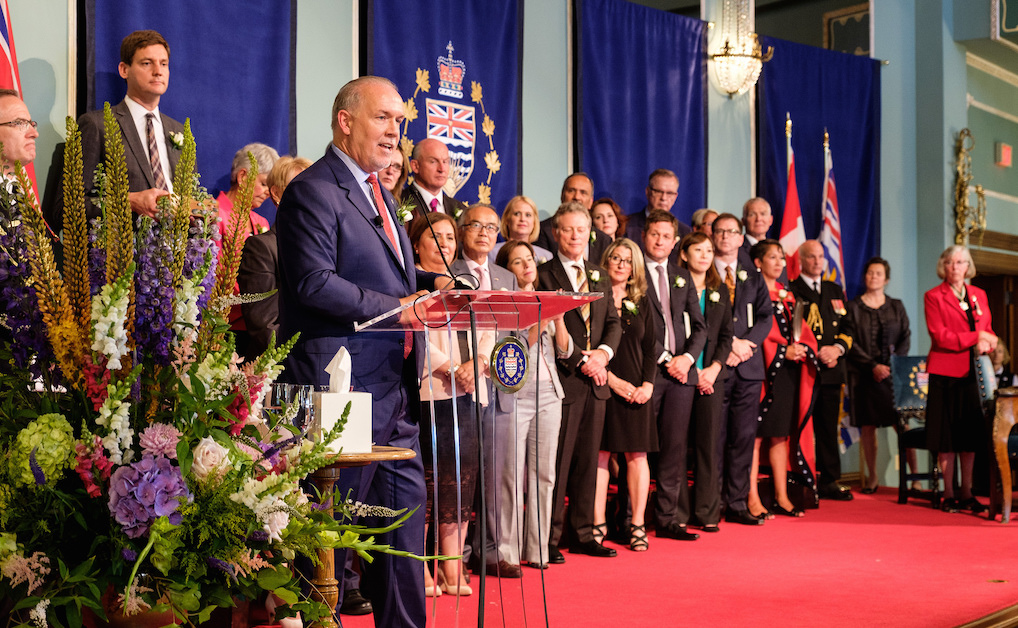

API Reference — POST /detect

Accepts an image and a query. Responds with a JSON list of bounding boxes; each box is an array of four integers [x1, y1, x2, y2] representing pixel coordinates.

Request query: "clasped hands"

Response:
[[726, 337, 757, 367], [977, 330, 998, 356], [784, 342, 809, 362], [580, 348, 609, 386], [610, 378, 653, 405]]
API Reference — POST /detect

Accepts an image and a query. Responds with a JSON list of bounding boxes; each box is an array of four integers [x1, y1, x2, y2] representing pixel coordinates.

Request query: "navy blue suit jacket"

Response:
[[726, 261, 773, 381], [644, 263, 707, 386], [276, 146, 436, 395]]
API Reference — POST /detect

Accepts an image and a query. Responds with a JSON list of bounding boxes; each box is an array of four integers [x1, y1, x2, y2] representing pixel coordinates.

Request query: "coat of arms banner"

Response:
[[368, 0, 523, 211]]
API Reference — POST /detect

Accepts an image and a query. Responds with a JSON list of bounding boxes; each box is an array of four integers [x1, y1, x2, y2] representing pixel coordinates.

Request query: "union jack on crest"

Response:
[[426, 99, 475, 148]]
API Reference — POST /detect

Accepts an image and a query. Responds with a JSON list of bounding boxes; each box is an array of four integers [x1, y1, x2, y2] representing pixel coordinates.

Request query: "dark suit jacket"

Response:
[[238, 225, 279, 358], [537, 256, 621, 401], [790, 277, 854, 386], [276, 146, 438, 394], [402, 183, 467, 224], [699, 284, 735, 384], [924, 282, 992, 378], [534, 216, 612, 265], [77, 99, 185, 220], [644, 263, 707, 386], [724, 260, 774, 381]]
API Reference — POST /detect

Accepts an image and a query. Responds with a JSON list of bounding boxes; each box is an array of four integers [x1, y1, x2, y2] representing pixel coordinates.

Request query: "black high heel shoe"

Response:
[[772, 503, 805, 518]]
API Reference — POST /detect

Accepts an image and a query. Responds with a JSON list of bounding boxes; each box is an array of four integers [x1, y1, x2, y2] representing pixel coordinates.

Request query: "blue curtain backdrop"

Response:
[[86, 1, 294, 224], [757, 37, 880, 299], [577, 0, 707, 224], [368, 0, 522, 212]]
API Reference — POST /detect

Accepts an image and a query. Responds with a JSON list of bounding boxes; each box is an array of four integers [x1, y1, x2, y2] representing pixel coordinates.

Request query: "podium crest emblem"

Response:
[[491, 336, 529, 393]]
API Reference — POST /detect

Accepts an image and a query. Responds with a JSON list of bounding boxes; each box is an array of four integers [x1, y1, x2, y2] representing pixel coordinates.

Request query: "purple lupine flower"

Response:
[[87, 219, 105, 297], [108, 455, 191, 538], [122, 548, 137, 562], [29, 448, 46, 486], [133, 220, 175, 364], [246, 530, 269, 544], [207, 556, 238, 583]]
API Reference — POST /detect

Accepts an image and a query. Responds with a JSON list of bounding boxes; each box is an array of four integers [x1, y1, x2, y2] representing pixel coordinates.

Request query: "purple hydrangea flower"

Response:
[[108, 455, 192, 538]]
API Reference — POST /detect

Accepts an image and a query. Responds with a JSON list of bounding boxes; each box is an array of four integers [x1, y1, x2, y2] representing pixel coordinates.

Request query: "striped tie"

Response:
[[576, 264, 591, 349], [145, 113, 168, 191], [725, 266, 736, 304]]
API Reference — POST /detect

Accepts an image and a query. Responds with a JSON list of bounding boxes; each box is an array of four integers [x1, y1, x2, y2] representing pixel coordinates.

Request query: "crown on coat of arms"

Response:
[[438, 41, 465, 98]]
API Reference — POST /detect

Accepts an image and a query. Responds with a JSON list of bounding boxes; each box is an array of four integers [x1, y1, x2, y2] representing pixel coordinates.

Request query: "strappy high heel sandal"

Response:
[[629, 524, 649, 552], [592, 522, 608, 545]]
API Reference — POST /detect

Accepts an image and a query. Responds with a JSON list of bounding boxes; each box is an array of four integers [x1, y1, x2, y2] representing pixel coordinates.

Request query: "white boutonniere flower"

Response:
[[709, 290, 720, 303], [396, 203, 414, 226], [737, 270, 748, 282], [452, 205, 463, 219], [972, 295, 982, 316], [590, 229, 597, 244], [778, 289, 788, 300], [960, 300, 969, 312], [674, 276, 686, 288], [623, 299, 637, 314], [169, 132, 184, 150], [588, 269, 600, 284]]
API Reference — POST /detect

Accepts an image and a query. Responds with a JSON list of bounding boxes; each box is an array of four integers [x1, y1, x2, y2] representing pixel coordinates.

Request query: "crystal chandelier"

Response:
[[710, 0, 773, 98]]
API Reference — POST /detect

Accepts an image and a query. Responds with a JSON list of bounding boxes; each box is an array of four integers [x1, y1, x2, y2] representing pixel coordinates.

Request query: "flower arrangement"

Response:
[[0, 106, 416, 626]]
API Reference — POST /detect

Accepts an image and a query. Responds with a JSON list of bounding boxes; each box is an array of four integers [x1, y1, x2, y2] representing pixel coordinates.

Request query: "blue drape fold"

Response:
[[577, 0, 707, 224], [758, 37, 881, 299]]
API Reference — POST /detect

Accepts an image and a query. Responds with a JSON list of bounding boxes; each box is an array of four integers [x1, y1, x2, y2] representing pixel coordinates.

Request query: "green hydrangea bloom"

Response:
[[12, 414, 76, 487]]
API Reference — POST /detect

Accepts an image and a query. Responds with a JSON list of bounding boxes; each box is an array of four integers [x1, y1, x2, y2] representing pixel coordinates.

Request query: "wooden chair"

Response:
[[890, 356, 940, 506], [989, 386, 1018, 523]]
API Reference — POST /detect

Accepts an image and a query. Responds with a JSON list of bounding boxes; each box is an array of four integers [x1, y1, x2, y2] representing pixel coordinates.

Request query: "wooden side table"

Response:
[[308, 446, 416, 628]]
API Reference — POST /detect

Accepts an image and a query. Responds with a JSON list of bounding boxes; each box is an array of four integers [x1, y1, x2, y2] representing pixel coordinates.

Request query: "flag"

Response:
[[0, 0, 36, 190], [819, 134, 846, 290], [778, 113, 806, 280]]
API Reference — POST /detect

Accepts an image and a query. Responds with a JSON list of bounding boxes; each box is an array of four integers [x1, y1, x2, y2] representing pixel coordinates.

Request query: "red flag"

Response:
[[778, 113, 805, 281], [0, 0, 37, 190]]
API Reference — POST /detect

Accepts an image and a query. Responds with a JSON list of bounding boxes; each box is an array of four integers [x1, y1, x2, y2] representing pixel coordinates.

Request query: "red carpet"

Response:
[[344, 488, 1018, 627]]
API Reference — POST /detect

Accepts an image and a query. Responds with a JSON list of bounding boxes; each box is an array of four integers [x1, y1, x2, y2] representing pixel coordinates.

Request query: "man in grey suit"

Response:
[[448, 203, 521, 577], [78, 30, 185, 220]]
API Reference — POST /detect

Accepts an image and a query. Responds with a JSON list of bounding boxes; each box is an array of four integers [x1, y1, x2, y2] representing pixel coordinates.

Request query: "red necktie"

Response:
[[429, 197, 439, 212], [367, 173, 412, 358]]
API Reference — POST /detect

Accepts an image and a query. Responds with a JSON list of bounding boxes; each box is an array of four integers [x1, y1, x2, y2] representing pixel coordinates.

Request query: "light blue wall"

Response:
[[10, 0, 69, 189]]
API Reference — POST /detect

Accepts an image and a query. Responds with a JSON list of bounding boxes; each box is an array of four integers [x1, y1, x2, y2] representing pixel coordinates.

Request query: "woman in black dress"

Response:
[[592, 238, 657, 551], [846, 257, 912, 494]]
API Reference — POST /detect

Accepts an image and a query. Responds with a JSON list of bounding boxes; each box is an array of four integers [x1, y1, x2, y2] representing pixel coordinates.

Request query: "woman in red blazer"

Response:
[[924, 245, 998, 513]]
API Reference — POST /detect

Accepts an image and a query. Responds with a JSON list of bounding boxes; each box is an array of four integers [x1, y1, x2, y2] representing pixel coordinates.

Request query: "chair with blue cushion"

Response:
[[890, 355, 940, 506]]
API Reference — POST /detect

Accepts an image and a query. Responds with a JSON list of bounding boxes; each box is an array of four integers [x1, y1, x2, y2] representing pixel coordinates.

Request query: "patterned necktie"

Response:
[[657, 265, 676, 353], [476, 264, 490, 291], [367, 173, 411, 358], [725, 266, 736, 304], [367, 173, 399, 253], [575, 264, 591, 349], [145, 113, 168, 191], [429, 197, 439, 212]]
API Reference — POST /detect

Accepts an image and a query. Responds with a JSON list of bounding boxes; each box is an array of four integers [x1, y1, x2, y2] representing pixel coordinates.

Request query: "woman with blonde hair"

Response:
[[491, 195, 553, 264], [593, 238, 657, 551]]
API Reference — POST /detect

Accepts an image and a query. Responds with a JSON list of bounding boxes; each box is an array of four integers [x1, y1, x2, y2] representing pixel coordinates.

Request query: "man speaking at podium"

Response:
[[276, 75, 444, 627]]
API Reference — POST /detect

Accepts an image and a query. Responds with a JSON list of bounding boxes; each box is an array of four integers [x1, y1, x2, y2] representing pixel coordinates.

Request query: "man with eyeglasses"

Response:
[[448, 203, 520, 578], [403, 138, 466, 223], [75, 30, 185, 220], [711, 212, 773, 527], [0, 89, 39, 174], [624, 169, 691, 250], [538, 201, 621, 562]]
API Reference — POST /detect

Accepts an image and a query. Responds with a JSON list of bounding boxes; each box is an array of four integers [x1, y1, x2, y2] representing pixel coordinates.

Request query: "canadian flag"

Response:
[[778, 113, 806, 281]]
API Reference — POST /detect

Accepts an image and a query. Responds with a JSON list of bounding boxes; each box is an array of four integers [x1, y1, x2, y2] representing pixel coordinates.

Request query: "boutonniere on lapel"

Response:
[[831, 299, 847, 316], [451, 205, 464, 220], [971, 295, 982, 316], [254, 223, 267, 235], [168, 131, 184, 150], [674, 276, 686, 288], [588, 269, 600, 284], [589, 229, 597, 244], [708, 290, 721, 304], [395, 199, 414, 226], [778, 289, 788, 300], [623, 299, 638, 315], [737, 269, 748, 283]]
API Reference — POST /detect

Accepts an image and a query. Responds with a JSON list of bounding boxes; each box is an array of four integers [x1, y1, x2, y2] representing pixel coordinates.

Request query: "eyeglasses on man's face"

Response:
[[464, 222, 498, 234], [0, 118, 37, 131]]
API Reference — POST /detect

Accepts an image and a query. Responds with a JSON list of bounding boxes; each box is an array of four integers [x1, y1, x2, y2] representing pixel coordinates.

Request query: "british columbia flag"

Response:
[[426, 99, 475, 148], [819, 137, 846, 291]]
